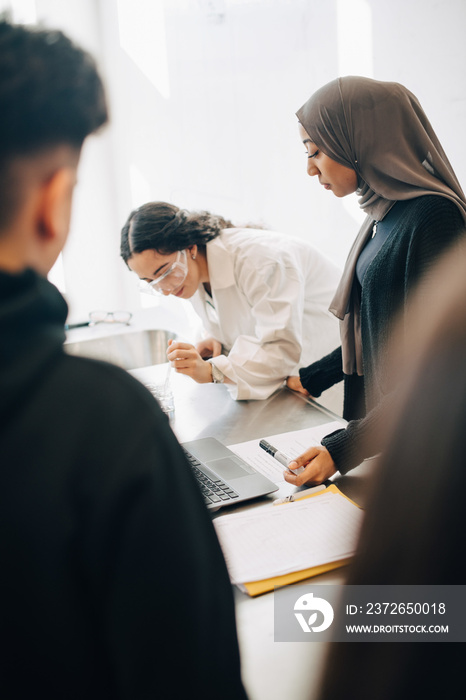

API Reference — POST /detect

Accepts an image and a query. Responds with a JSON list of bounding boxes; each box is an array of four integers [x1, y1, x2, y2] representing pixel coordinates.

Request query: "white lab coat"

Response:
[[189, 228, 342, 401]]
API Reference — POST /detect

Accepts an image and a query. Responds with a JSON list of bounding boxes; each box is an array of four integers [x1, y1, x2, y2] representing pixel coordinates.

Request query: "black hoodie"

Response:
[[0, 269, 247, 699]]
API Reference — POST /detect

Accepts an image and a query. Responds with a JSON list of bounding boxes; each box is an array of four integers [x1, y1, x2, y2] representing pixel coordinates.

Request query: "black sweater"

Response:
[[0, 269, 247, 699], [299, 195, 466, 474]]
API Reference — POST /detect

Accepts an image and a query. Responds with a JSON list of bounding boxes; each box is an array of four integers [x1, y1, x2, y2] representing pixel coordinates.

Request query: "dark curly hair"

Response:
[[0, 18, 108, 229], [120, 201, 234, 263]]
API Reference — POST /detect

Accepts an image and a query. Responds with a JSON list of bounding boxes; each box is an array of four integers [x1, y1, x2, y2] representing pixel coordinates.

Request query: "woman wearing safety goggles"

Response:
[[120, 201, 342, 406]]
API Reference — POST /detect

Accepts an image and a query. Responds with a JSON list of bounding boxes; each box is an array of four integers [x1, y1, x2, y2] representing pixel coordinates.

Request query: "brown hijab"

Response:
[[297, 76, 466, 375]]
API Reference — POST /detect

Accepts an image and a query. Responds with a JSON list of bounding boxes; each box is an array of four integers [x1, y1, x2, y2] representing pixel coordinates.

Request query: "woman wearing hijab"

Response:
[[121, 203, 341, 402], [285, 76, 466, 486]]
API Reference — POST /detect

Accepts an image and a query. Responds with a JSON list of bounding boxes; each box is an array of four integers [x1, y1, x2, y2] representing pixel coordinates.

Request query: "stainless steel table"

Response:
[[66, 313, 374, 699], [130, 364, 374, 700]]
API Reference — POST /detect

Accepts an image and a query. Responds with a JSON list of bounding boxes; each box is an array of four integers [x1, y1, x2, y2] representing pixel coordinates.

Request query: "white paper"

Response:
[[228, 421, 343, 484], [213, 490, 363, 584]]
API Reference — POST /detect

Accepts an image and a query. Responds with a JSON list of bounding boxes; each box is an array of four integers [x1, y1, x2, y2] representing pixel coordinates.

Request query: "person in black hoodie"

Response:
[[0, 19, 247, 700]]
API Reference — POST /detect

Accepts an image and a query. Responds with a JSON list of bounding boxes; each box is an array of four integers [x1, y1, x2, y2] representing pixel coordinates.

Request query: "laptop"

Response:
[[182, 436, 278, 511]]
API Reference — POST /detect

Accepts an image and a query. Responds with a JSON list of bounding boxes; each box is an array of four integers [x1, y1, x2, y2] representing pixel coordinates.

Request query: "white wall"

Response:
[[97, 0, 466, 293], [3, 0, 466, 323]]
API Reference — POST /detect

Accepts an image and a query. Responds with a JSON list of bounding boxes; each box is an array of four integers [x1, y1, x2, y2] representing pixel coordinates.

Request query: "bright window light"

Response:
[[0, 0, 37, 23], [129, 163, 152, 210], [337, 0, 373, 226], [48, 253, 66, 293], [337, 0, 373, 78], [117, 0, 170, 99]]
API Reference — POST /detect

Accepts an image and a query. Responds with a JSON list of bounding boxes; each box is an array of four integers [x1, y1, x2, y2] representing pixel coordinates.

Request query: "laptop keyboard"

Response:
[[183, 449, 239, 506]]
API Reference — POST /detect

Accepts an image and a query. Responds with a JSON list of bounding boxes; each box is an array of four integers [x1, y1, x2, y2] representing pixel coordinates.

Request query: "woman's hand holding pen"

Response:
[[284, 445, 337, 486], [195, 337, 222, 359], [167, 340, 214, 383]]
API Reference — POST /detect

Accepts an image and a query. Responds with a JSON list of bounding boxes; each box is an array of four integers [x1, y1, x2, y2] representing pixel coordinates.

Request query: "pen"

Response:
[[259, 439, 292, 468], [259, 439, 305, 474], [65, 321, 90, 330], [273, 484, 327, 505]]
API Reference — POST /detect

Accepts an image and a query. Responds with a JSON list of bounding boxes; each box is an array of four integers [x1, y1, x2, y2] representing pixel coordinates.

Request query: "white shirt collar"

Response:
[[205, 232, 236, 290]]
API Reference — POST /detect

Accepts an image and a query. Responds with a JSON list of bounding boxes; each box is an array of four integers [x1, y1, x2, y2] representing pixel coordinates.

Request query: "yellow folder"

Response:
[[239, 485, 361, 597]]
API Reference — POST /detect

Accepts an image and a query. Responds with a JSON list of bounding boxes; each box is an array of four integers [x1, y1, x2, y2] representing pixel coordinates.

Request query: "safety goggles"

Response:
[[139, 249, 188, 296]]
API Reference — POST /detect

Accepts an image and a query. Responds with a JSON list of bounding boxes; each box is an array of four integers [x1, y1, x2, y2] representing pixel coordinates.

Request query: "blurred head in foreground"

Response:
[[315, 240, 466, 698], [0, 18, 107, 274]]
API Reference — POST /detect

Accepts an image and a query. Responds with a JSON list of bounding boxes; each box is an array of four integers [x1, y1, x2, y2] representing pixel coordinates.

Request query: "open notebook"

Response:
[[213, 485, 364, 596]]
